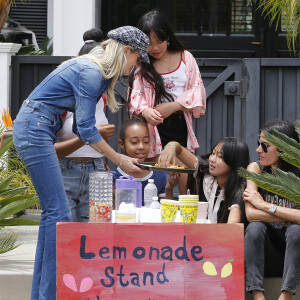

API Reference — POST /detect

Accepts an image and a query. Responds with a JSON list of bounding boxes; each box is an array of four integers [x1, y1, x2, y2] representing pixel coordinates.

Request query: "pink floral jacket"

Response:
[[128, 50, 206, 158]]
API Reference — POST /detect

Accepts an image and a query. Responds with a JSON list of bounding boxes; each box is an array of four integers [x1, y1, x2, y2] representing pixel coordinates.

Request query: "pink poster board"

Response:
[[57, 223, 244, 299]]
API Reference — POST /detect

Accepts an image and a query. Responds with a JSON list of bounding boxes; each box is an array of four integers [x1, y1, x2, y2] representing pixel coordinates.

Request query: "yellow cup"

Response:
[[160, 200, 179, 223], [180, 204, 198, 223], [179, 195, 199, 205]]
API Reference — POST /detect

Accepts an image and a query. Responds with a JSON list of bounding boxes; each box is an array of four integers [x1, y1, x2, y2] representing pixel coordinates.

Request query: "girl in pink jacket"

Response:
[[128, 10, 206, 193]]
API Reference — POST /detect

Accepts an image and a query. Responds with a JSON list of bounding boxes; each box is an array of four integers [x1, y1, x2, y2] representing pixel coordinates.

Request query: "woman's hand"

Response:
[[142, 107, 163, 126], [243, 188, 267, 211], [158, 144, 177, 168], [154, 102, 184, 119], [96, 124, 115, 141], [119, 154, 142, 174]]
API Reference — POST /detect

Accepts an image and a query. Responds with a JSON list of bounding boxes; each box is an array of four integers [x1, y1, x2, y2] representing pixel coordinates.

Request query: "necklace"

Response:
[[156, 53, 171, 72]]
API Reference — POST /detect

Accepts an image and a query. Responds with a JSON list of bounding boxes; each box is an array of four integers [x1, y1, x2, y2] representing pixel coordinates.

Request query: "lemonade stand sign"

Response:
[[57, 223, 244, 299]]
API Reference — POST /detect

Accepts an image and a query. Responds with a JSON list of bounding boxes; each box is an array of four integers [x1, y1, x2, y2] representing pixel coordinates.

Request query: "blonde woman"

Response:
[[12, 26, 149, 300]]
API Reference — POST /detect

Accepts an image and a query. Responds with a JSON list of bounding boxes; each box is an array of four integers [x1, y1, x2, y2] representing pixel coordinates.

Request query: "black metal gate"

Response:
[[10, 56, 300, 164]]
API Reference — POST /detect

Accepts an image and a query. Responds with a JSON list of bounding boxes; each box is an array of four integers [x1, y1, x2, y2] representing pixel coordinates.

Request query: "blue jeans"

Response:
[[59, 158, 105, 222], [13, 100, 71, 300], [245, 221, 300, 295]]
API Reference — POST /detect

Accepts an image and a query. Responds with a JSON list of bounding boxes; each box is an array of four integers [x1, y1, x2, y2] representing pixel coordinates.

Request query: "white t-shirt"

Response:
[[57, 98, 108, 158], [161, 55, 187, 103]]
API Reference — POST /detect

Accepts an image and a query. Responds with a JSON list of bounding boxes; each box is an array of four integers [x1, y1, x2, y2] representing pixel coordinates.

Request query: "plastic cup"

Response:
[[196, 202, 208, 222], [160, 200, 179, 223], [179, 203, 198, 223]]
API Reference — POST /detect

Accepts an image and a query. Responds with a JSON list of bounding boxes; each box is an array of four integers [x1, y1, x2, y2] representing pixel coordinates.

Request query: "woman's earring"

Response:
[[167, 41, 170, 46]]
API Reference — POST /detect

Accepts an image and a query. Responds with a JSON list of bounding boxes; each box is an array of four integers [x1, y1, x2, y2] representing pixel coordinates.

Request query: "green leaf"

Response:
[[0, 175, 15, 191], [238, 167, 300, 204], [0, 136, 13, 158], [262, 129, 300, 168], [0, 232, 20, 254], [0, 197, 39, 220], [0, 218, 40, 226], [0, 194, 37, 208], [0, 187, 29, 197]]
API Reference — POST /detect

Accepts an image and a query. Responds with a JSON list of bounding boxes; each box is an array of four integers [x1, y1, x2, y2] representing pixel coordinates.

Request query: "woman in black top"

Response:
[[243, 120, 300, 300]]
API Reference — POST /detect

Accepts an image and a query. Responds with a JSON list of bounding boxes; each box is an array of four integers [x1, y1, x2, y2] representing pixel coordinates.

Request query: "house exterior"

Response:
[[8, 0, 298, 58]]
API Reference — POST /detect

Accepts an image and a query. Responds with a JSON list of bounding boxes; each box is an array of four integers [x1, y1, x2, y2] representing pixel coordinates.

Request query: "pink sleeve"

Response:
[[128, 71, 149, 117], [175, 51, 206, 118]]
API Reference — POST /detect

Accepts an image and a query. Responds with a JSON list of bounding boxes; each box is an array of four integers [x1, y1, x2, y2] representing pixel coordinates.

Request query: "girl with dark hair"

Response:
[[128, 9, 206, 194], [112, 118, 176, 203], [243, 120, 300, 300], [78, 28, 104, 56], [158, 138, 250, 223]]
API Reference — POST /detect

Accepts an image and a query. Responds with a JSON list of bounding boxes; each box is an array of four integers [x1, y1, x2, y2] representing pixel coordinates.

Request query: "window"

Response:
[[106, 0, 253, 35]]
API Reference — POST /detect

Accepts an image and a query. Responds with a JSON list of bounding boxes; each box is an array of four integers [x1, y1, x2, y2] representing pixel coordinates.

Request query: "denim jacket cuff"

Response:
[[84, 134, 102, 145]]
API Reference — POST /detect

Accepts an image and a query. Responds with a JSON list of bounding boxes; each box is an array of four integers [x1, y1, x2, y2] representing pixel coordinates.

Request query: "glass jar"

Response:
[[89, 171, 113, 223]]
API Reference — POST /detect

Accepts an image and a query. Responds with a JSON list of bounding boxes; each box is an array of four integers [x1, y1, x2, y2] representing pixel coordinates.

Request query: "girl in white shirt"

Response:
[[55, 96, 115, 222]]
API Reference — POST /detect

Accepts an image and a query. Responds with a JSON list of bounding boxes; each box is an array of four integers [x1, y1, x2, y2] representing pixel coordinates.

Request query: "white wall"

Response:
[[49, 0, 96, 56], [0, 43, 22, 113]]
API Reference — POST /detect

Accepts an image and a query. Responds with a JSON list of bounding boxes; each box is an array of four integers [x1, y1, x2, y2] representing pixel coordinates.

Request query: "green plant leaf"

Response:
[[0, 194, 37, 208], [0, 187, 29, 197], [262, 129, 300, 168], [0, 218, 40, 226], [0, 175, 15, 191], [0, 232, 20, 254], [0, 136, 13, 158], [0, 197, 39, 220], [238, 167, 300, 204]]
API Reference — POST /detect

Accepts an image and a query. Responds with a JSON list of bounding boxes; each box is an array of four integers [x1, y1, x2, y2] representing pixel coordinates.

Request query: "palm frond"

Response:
[[0, 231, 20, 254], [262, 129, 300, 168], [238, 167, 300, 204], [255, 0, 300, 55], [0, 196, 39, 220], [296, 120, 300, 135], [0, 218, 39, 226]]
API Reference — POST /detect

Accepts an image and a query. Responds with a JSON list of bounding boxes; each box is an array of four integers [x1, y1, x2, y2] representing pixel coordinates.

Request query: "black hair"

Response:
[[78, 28, 104, 56], [119, 118, 148, 142], [219, 137, 250, 223], [128, 10, 186, 107], [198, 137, 250, 224], [260, 119, 299, 173]]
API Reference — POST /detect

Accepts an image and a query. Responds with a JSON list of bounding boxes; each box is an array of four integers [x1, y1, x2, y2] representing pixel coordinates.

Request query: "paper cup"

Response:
[[179, 195, 199, 205], [160, 200, 179, 223], [180, 204, 198, 223], [196, 202, 208, 221]]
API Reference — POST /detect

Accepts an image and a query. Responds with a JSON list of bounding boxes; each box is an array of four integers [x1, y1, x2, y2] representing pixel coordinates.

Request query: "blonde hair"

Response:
[[65, 39, 129, 112]]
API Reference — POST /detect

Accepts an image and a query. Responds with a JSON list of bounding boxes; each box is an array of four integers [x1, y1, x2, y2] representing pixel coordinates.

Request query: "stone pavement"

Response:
[[0, 225, 38, 300], [0, 210, 299, 300]]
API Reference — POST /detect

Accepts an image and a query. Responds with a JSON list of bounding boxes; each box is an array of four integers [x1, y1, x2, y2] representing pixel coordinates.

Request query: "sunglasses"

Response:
[[257, 140, 268, 153]]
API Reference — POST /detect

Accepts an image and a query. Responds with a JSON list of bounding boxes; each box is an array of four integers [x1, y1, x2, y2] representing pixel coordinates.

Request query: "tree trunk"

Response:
[[0, 0, 11, 33]]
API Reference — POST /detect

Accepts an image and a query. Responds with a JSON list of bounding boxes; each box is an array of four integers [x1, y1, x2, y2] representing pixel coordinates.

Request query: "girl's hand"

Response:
[[142, 108, 163, 126], [243, 188, 266, 210], [119, 154, 142, 174], [158, 144, 176, 168], [154, 102, 182, 119], [166, 172, 180, 189], [96, 124, 115, 141]]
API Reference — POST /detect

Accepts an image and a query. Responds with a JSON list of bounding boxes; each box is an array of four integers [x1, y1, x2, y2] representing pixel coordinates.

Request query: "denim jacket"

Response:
[[27, 58, 112, 145]]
